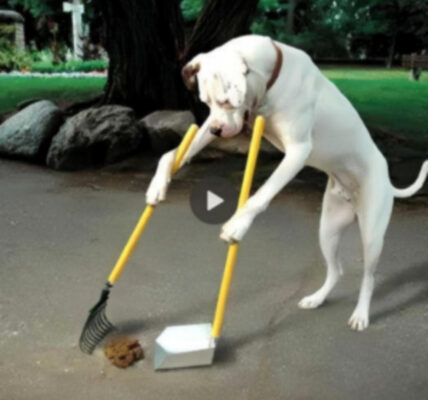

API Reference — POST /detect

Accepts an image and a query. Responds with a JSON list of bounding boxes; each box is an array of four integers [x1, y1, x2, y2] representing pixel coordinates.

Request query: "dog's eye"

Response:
[[217, 100, 234, 110]]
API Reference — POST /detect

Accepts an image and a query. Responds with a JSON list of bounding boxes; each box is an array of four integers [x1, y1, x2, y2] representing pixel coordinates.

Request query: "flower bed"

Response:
[[0, 54, 108, 75], [0, 70, 107, 78]]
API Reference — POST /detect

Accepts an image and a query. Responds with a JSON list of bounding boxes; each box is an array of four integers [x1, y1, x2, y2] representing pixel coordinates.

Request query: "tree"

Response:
[[372, 0, 426, 68], [5, 0, 71, 57], [97, 0, 260, 119], [95, 0, 187, 117], [279, 0, 426, 63], [6, 0, 60, 17], [312, 0, 426, 64], [285, 0, 299, 34]]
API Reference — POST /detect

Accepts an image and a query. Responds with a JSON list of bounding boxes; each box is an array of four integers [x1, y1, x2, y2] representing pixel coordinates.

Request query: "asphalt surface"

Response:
[[0, 157, 427, 400]]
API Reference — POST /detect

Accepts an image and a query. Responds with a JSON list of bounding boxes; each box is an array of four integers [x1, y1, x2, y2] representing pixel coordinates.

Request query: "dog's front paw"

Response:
[[220, 211, 253, 244], [348, 309, 369, 331], [146, 151, 175, 205], [146, 175, 170, 205]]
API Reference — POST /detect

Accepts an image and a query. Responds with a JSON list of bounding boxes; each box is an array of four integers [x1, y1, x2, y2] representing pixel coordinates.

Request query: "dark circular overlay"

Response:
[[190, 176, 238, 224]]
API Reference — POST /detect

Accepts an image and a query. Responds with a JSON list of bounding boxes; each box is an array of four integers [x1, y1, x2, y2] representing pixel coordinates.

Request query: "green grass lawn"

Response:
[[0, 68, 427, 140], [323, 67, 428, 140], [0, 76, 105, 114]]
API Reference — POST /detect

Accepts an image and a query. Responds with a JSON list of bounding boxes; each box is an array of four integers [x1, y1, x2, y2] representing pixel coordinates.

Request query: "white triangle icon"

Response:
[[207, 190, 224, 211]]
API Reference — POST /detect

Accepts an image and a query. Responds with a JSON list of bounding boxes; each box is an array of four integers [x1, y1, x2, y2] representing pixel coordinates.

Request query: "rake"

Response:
[[79, 124, 199, 354]]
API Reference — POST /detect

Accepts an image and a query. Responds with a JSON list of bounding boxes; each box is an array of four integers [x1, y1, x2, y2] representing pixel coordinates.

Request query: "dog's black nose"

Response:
[[210, 127, 222, 137]]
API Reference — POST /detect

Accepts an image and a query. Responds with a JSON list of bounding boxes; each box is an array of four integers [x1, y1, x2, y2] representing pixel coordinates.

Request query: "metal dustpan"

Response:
[[154, 323, 216, 369], [154, 116, 265, 370]]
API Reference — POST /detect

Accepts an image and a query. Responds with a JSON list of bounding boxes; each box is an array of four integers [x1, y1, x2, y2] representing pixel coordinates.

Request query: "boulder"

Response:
[[139, 110, 195, 154], [210, 133, 279, 155], [17, 98, 44, 110], [46, 105, 144, 170], [0, 100, 63, 161], [139, 109, 279, 156]]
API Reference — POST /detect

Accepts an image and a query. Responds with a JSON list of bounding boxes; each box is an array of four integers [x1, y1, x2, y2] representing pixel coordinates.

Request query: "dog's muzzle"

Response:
[[209, 111, 251, 138]]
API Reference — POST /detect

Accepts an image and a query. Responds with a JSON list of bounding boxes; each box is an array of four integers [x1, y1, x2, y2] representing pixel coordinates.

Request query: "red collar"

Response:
[[244, 41, 283, 130], [266, 41, 283, 90]]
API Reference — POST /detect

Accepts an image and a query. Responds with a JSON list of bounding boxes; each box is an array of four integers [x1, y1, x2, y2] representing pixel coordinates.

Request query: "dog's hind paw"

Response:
[[298, 294, 325, 309], [348, 311, 369, 331]]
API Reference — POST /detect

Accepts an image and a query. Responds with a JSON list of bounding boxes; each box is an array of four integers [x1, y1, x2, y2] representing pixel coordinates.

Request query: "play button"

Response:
[[207, 191, 224, 211], [190, 176, 237, 224]]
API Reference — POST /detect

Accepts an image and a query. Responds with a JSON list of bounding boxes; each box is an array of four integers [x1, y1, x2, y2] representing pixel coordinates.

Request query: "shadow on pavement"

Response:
[[371, 260, 428, 323]]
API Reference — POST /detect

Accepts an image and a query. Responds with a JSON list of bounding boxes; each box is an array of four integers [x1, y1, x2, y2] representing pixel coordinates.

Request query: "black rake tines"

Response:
[[79, 283, 116, 354]]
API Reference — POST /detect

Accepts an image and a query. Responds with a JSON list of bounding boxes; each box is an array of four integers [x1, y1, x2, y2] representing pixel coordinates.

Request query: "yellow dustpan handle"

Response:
[[107, 124, 199, 284], [211, 116, 265, 338]]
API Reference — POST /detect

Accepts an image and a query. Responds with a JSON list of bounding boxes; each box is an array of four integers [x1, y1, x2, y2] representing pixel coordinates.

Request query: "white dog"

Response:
[[146, 35, 428, 331]]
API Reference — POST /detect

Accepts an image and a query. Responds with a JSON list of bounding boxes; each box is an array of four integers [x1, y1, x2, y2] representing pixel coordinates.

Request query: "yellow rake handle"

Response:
[[211, 116, 265, 338], [107, 124, 199, 284]]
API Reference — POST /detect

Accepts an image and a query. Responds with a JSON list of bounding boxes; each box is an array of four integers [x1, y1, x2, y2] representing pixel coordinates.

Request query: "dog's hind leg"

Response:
[[348, 178, 393, 331], [299, 178, 355, 309]]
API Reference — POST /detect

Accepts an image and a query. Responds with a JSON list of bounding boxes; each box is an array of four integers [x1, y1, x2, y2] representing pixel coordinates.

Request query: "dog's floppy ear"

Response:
[[181, 56, 203, 91]]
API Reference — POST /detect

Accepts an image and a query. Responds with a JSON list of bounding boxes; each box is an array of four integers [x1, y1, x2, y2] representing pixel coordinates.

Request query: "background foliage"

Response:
[[182, 0, 427, 62], [1, 0, 426, 63], [0, 0, 427, 141]]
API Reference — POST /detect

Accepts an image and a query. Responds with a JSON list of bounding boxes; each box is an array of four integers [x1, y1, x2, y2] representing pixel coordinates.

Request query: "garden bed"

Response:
[[0, 71, 106, 78]]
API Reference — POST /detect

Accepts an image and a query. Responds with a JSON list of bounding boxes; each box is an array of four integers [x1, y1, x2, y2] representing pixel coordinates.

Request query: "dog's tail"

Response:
[[392, 160, 428, 198]]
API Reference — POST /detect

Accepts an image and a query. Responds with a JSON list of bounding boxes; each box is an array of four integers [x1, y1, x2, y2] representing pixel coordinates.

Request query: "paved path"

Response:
[[0, 159, 427, 400]]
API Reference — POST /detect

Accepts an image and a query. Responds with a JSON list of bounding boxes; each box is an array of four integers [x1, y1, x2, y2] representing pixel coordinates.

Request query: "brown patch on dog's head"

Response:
[[181, 62, 200, 91]]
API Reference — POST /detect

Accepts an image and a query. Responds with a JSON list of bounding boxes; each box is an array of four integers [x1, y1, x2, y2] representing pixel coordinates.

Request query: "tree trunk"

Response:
[[286, 0, 298, 35], [97, 0, 259, 120], [97, 0, 186, 117], [386, 30, 397, 68]]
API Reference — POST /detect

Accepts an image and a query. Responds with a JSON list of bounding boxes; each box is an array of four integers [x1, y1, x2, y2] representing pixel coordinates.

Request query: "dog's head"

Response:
[[182, 48, 250, 139]]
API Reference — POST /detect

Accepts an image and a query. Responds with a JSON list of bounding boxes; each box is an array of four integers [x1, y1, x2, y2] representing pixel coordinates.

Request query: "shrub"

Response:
[[29, 48, 54, 63], [62, 59, 108, 72], [0, 23, 15, 40], [0, 41, 32, 72], [30, 60, 55, 73], [30, 59, 108, 73]]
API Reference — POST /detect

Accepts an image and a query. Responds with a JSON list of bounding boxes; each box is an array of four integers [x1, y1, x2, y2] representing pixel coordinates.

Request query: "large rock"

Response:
[[210, 133, 279, 155], [139, 109, 279, 156], [47, 106, 144, 170], [0, 100, 63, 161], [139, 110, 195, 154]]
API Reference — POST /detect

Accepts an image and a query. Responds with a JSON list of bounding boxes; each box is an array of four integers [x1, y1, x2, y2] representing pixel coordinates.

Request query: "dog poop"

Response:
[[104, 337, 144, 368]]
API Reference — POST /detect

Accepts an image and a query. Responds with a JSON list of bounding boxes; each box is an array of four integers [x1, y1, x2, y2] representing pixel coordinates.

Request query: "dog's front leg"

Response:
[[221, 141, 312, 243], [146, 118, 215, 205]]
